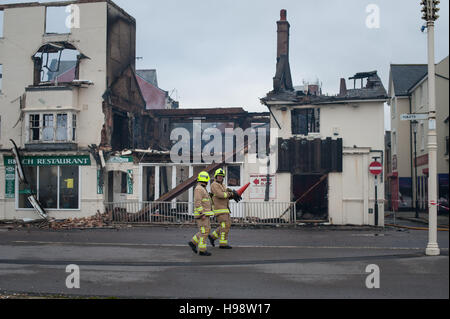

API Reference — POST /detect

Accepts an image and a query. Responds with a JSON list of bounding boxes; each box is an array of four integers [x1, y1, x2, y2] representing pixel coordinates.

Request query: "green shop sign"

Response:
[[4, 155, 91, 167], [5, 166, 15, 198]]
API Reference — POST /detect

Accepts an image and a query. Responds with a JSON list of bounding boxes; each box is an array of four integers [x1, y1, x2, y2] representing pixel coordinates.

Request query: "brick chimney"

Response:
[[273, 9, 293, 92], [277, 9, 290, 60], [339, 78, 347, 96]]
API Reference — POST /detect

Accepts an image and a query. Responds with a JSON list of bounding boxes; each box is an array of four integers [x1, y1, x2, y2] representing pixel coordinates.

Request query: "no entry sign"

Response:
[[369, 161, 382, 175]]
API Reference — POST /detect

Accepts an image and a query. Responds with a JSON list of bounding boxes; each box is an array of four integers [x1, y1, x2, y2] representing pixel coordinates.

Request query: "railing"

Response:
[[104, 201, 296, 225]]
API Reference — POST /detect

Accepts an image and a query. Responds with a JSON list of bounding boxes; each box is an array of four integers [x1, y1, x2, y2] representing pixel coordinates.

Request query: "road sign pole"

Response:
[[375, 175, 378, 226]]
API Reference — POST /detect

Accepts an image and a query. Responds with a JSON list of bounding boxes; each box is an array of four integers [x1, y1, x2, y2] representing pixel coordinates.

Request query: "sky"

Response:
[[1, 0, 449, 129]]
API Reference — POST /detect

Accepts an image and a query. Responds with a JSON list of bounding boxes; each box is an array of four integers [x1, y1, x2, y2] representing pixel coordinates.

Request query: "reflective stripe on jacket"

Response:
[[211, 181, 232, 215], [194, 184, 213, 217]]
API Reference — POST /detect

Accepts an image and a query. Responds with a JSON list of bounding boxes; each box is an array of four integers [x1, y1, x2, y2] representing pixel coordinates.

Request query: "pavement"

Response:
[[385, 210, 449, 228], [0, 224, 448, 299]]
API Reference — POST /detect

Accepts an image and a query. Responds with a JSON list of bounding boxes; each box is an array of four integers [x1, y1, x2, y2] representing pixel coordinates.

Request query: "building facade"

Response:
[[387, 57, 449, 212], [0, 0, 150, 220], [260, 10, 387, 226]]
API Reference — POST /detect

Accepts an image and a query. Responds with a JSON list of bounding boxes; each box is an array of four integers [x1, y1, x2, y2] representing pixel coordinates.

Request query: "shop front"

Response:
[[1, 154, 102, 220]]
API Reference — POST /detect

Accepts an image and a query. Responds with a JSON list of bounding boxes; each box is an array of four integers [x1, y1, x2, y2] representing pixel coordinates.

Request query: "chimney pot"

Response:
[[280, 9, 287, 21], [339, 78, 347, 96]]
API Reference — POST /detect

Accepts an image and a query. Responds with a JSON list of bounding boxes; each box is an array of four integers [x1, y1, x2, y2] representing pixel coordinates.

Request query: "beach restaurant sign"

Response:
[[4, 155, 91, 167]]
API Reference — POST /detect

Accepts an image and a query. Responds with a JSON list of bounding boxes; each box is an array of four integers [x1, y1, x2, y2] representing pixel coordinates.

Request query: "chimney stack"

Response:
[[277, 9, 290, 60], [339, 78, 347, 96]]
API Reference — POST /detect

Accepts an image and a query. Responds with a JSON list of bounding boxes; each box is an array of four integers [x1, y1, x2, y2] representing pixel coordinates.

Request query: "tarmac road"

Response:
[[0, 226, 448, 299]]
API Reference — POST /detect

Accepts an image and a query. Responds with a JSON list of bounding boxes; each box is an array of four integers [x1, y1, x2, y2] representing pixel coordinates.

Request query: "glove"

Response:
[[232, 190, 242, 202]]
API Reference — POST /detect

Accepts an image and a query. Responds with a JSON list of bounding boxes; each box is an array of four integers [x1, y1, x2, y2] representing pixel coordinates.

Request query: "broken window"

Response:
[[120, 172, 127, 194], [112, 114, 130, 151], [29, 114, 40, 141], [227, 165, 241, 187], [18, 166, 79, 209], [291, 108, 320, 135], [45, 6, 70, 34], [60, 166, 79, 209], [39, 166, 58, 209], [56, 113, 68, 141], [43, 114, 54, 141], [159, 166, 173, 196], [33, 43, 82, 85], [27, 112, 76, 143], [18, 167, 37, 209], [72, 114, 77, 141]]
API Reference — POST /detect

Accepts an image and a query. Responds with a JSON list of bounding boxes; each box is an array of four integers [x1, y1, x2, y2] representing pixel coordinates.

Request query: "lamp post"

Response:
[[421, 0, 440, 256], [412, 120, 419, 219]]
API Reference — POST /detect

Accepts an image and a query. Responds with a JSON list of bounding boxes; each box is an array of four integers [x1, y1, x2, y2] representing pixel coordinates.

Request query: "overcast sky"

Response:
[[1, 0, 449, 127]]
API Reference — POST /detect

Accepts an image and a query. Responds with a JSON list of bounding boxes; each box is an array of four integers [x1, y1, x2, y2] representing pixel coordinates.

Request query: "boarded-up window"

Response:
[[278, 137, 343, 174]]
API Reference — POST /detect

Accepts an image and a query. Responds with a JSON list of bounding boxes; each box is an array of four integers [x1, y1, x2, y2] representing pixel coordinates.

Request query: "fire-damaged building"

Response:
[[1, 4, 388, 227], [260, 10, 388, 226], [0, 0, 179, 220]]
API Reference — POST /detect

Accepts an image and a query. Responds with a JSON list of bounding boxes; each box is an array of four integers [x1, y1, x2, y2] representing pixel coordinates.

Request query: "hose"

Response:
[[385, 223, 449, 231]]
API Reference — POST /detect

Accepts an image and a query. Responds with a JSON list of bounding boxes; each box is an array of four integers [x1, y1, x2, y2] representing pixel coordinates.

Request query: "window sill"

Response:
[[25, 142, 78, 152]]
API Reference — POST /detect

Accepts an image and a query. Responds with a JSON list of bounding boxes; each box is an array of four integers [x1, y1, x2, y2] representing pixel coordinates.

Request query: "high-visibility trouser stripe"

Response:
[[194, 212, 213, 217], [221, 222, 226, 229], [192, 235, 199, 244], [212, 230, 219, 239], [201, 226, 206, 234], [202, 198, 210, 202], [220, 232, 227, 244], [214, 209, 230, 214], [194, 207, 204, 213], [198, 237, 206, 249]]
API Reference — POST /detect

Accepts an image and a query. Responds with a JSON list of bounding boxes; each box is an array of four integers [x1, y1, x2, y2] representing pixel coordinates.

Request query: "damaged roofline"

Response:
[[0, 0, 136, 23]]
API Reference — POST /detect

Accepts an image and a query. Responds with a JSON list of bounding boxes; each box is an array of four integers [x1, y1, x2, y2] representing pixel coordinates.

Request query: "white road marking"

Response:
[[9, 240, 448, 251]]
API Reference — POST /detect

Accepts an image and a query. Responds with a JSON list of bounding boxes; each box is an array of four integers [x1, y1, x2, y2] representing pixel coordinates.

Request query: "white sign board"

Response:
[[400, 114, 428, 121], [249, 174, 276, 200]]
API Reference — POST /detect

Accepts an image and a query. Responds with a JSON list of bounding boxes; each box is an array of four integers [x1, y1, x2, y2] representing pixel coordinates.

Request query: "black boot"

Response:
[[208, 235, 216, 247], [199, 251, 212, 256], [219, 245, 233, 249], [188, 241, 197, 254]]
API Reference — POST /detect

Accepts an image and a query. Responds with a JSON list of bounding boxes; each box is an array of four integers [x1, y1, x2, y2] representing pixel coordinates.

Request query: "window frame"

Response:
[[15, 165, 81, 211], [26, 112, 78, 143], [45, 6, 71, 35], [291, 107, 320, 136]]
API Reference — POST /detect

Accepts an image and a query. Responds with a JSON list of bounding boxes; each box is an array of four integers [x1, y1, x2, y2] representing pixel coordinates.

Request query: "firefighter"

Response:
[[188, 171, 214, 256], [208, 168, 240, 249]]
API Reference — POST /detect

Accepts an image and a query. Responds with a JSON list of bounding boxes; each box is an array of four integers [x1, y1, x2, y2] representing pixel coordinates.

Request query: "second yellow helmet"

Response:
[[197, 171, 210, 183]]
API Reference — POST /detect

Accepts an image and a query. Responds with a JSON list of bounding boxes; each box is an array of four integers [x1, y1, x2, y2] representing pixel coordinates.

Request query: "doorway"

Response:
[[292, 174, 328, 220]]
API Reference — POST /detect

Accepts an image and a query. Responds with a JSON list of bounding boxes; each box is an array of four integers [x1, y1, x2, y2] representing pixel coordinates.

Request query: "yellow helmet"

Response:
[[214, 168, 226, 178], [197, 171, 210, 183]]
